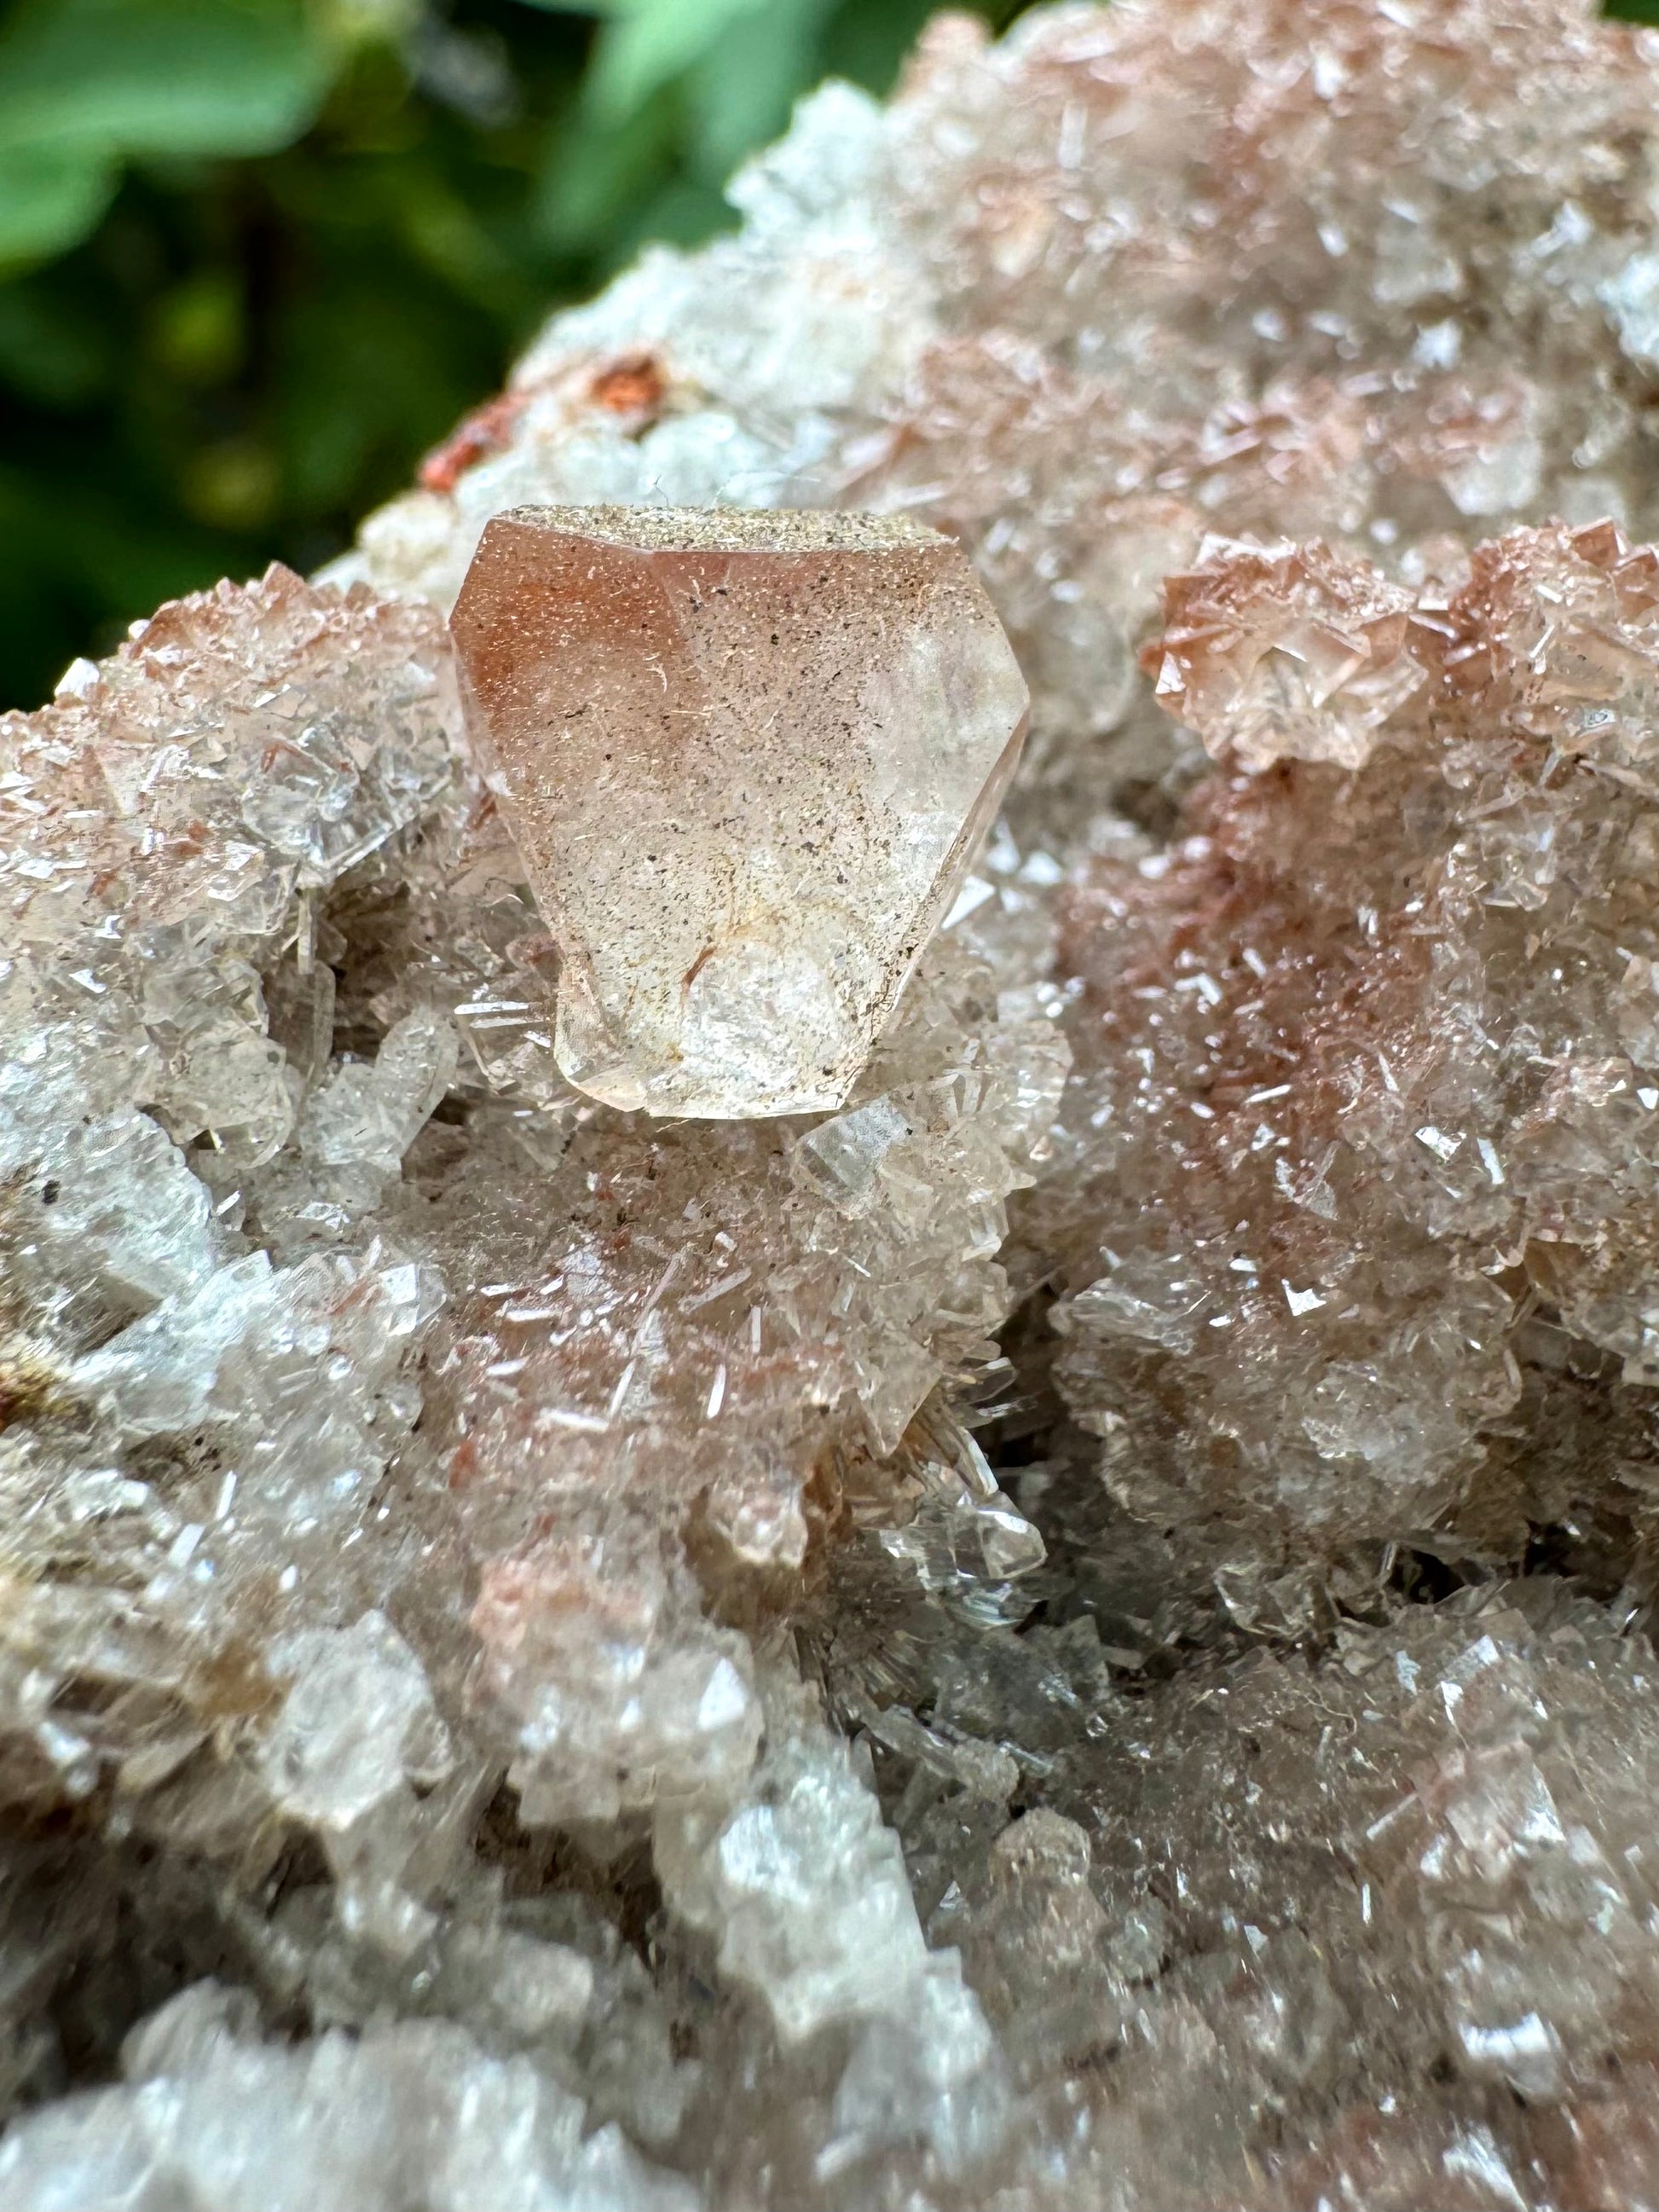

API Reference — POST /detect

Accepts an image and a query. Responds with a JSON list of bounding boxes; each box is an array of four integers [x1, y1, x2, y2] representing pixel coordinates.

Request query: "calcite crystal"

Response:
[[451, 506, 1027, 1115], [21, 1, 1659, 2207], [1037, 518, 1659, 1585]]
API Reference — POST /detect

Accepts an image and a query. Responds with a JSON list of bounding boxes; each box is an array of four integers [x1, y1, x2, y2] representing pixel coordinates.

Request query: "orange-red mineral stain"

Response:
[[587, 352, 666, 427], [419, 391, 531, 495]]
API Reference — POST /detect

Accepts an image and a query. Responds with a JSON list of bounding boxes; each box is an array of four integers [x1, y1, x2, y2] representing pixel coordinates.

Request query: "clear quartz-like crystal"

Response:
[[449, 506, 1028, 1115]]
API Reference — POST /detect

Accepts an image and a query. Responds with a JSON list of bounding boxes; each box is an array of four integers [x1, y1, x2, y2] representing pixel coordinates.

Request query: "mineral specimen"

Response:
[[450, 505, 1028, 1116], [16, 0, 1659, 2206]]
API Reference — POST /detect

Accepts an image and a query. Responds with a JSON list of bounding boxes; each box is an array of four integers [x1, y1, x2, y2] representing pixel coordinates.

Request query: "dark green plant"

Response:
[[0, 0, 1027, 709]]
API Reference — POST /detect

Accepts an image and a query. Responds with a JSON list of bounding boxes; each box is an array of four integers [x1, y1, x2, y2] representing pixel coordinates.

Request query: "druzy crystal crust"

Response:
[[451, 506, 1028, 1115], [17, 2, 1659, 2207]]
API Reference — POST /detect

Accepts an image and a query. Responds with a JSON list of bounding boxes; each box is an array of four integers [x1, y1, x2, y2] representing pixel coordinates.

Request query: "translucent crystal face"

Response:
[[449, 507, 1029, 1116]]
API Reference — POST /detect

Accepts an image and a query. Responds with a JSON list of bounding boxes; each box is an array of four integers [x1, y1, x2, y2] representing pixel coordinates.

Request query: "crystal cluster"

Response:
[[1041, 519, 1659, 1584], [12, 2, 1659, 2206]]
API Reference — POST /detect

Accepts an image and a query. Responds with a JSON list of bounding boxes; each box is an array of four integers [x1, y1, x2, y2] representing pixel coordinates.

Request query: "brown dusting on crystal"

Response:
[[450, 505, 1029, 1115]]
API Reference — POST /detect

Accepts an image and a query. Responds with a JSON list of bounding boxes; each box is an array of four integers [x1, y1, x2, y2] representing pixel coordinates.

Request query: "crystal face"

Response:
[[450, 506, 1028, 1115], [25, 0, 1659, 2205]]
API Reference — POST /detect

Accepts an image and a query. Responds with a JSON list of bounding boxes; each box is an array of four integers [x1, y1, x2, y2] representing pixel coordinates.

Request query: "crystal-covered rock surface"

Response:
[[450, 506, 1027, 1115], [14, 2, 1659, 2205]]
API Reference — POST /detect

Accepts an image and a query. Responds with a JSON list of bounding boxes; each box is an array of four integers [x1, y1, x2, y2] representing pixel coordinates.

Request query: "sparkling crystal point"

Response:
[[449, 506, 1028, 1116]]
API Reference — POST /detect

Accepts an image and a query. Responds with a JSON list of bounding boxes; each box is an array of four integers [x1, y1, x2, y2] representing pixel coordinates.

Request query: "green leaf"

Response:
[[0, 142, 115, 267], [585, 0, 776, 123], [821, 0, 954, 91], [616, 171, 729, 252], [148, 269, 246, 385], [535, 80, 680, 252], [0, 0, 334, 161], [0, 278, 111, 403], [687, 0, 835, 179]]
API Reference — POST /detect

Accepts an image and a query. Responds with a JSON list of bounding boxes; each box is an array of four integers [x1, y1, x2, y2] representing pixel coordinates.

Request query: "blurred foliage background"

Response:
[[0, 0, 1034, 710]]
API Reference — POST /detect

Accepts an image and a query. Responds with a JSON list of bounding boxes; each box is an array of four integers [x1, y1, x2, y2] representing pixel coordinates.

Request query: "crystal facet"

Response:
[[449, 506, 1028, 1115]]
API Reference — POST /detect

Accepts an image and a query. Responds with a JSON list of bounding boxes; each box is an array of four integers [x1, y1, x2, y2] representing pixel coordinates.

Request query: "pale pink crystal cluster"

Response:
[[12, 3, 1659, 2209], [1041, 519, 1659, 1589]]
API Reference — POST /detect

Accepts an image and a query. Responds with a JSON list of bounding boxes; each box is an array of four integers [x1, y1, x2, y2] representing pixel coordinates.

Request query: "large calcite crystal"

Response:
[[450, 506, 1027, 1115], [26, 2, 1659, 2208]]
